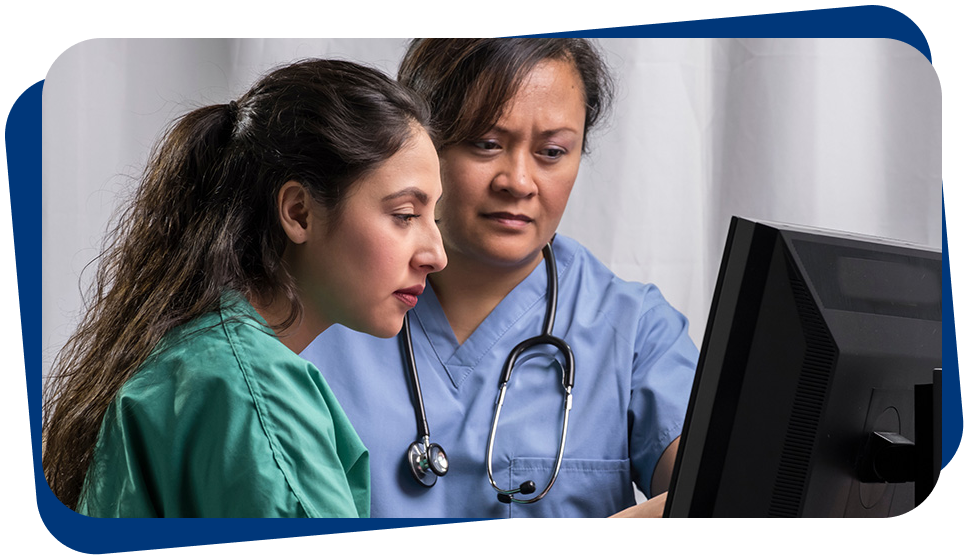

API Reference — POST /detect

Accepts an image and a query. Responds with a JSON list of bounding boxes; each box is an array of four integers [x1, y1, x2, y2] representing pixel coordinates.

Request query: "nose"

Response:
[[413, 220, 447, 274], [491, 149, 537, 199]]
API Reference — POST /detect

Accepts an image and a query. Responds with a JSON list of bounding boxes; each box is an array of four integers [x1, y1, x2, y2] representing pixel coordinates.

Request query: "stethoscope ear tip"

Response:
[[495, 479, 538, 504]]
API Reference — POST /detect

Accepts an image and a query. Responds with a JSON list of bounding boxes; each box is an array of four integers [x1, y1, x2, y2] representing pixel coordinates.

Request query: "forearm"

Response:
[[608, 437, 681, 518]]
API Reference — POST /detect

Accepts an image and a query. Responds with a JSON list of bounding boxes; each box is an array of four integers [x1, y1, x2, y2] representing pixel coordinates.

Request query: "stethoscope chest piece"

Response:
[[407, 438, 449, 487]]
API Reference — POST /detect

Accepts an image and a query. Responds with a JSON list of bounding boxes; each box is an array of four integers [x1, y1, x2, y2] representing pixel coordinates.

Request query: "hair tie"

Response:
[[227, 100, 239, 122]]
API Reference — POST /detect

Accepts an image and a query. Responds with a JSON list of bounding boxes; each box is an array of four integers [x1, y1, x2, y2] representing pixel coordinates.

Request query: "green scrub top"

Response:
[[77, 293, 369, 518]]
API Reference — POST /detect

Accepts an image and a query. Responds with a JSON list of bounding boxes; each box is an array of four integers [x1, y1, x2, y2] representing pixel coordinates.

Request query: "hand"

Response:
[[608, 492, 667, 518]]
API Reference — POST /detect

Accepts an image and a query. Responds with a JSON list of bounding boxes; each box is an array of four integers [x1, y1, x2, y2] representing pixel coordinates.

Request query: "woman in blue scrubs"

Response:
[[42, 59, 447, 517], [301, 39, 698, 518]]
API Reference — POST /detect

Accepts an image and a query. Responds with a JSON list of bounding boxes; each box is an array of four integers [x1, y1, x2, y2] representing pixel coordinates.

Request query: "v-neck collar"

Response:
[[410, 236, 578, 389]]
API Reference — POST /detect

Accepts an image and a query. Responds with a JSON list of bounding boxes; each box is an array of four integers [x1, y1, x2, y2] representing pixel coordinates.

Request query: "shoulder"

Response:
[[117, 299, 315, 420], [118, 309, 237, 400], [102, 301, 365, 517], [555, 234, 679, 321], [115, 294, 335, 442]]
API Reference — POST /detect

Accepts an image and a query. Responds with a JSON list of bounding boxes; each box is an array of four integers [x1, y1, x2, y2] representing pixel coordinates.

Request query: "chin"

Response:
[[479, 241, 543, 268], [357, 314, 406, 339]]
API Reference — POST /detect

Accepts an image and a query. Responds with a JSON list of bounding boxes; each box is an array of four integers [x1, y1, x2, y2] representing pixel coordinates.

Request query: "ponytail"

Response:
[[43, 103, 244, 510]]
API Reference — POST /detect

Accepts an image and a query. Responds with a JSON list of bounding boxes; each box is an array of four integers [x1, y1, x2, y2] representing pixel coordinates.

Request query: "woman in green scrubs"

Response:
[[42, 59, 447, 517]]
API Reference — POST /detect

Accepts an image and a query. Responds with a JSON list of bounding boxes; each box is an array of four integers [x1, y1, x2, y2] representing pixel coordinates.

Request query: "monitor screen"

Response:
[[664, 217, 942, 517]]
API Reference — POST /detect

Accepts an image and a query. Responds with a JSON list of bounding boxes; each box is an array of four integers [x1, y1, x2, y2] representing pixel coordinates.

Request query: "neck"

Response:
[[430, 249, 544, 345], [250, 294, 330, 355]]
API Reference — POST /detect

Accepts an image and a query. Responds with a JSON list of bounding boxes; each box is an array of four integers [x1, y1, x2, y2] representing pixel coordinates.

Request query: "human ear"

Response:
[[277, 180, 312, 244]]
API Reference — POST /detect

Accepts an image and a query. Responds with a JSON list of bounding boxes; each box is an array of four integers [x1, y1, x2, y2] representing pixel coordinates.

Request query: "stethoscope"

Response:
[[400, 241, 575, 504]]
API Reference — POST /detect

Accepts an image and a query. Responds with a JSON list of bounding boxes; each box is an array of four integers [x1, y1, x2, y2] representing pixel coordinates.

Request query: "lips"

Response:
[[482, 212, 533, 228], [393, 285, 424, 308]]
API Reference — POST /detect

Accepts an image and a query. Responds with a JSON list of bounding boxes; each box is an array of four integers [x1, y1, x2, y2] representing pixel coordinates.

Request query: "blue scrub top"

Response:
[[301, 235, 697, 518]]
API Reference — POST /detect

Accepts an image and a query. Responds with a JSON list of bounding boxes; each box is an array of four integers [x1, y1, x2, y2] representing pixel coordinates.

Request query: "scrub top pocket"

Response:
[[507, 457, 635, 518]]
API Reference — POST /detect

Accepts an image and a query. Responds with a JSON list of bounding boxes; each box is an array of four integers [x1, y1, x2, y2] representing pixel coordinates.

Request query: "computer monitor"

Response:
[[664, 216, 942, 517]]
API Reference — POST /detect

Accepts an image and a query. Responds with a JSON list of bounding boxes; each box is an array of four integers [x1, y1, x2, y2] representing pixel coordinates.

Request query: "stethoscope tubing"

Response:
[[401, 313, 430, 440], [486, 377, 573, 504], [486, 242, 575, 504]]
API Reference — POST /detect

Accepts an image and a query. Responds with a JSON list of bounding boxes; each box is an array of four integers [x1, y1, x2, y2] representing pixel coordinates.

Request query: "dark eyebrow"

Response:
[[490, 125, 580, 138], [382, 187, 428, 205]]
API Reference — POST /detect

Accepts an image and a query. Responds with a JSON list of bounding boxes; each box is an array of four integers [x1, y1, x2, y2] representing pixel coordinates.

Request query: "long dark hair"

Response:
[[43, 58, 432, 510], [398, 38, 614, 152]]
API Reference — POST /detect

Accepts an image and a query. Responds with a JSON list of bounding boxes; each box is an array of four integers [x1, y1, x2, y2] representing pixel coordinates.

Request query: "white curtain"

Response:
[[42, 38, 942, 377]]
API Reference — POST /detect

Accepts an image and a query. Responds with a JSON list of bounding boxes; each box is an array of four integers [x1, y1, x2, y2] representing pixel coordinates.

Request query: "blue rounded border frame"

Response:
[[0, 6, 969, 553]]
